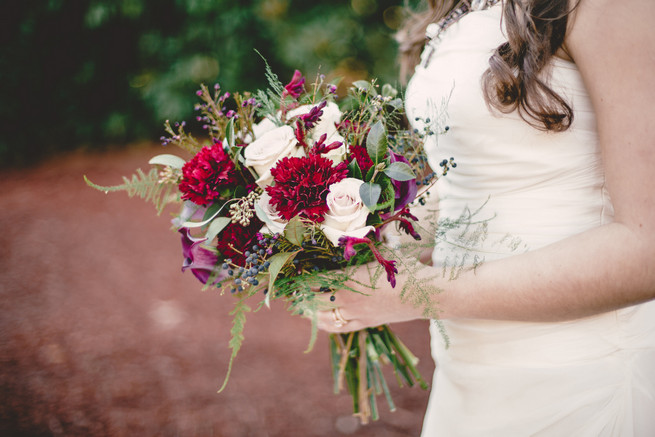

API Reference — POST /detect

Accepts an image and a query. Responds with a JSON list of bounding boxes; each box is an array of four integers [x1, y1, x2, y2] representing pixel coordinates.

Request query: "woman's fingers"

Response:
[[315, 307, 365, 333]]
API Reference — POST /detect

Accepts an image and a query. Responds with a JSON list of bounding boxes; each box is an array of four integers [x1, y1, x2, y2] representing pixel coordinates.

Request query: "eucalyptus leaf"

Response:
[[205, 216, 231, 242], [254, 202, 273, 227], [366, 120, 387, 164], [384, 162, 416, 181], [284, 216, 306, 246], [148, 154, 187, 169], [360, 182, 382, 209], [381, 83, 398, 99]]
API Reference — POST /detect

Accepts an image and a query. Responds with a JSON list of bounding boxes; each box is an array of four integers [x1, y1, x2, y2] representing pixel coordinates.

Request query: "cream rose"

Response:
[[256, 192, 287, 235], [320, 178, 375, 245], [251, 117, 277, 139], [244, 125, 302, 188], [288, 101, 347, 162]]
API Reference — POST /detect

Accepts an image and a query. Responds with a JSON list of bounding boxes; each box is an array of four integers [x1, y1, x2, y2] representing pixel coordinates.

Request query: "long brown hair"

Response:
[[396, 0, 575, 132]]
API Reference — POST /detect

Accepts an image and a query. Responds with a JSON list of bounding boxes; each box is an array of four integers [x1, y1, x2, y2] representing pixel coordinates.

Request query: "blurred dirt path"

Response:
[[0, 144, 433, 437]]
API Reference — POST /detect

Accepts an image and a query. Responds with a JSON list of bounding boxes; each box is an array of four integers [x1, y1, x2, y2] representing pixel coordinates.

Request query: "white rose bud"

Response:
[[321, 178, 375, 245], [244, 125, 302, 188]]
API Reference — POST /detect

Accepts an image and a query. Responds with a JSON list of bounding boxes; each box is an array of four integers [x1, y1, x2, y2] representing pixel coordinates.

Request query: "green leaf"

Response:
[[266, 251, 300, 300], [205, 216, 231, 242], [218, 299, 251, 393], [234, 185, 247, 198], [203, 201, 223, 221], [381, 83, 398, 99], [254, 202, 273, 228], [148, 154, 187, 169], [360, 182, 382, 209], [352, 80, 372, 93], [384, 161, 416, 181], [284, 216, 306, 246], [348, 158, 363, 180], [366, 120, 387, 165]]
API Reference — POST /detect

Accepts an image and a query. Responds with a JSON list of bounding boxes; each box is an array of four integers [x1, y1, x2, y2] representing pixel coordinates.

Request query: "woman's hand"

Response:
[[313, 264, 428, 333]]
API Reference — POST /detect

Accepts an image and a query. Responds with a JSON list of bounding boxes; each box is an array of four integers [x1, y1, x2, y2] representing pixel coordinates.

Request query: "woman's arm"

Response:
[[317, 0, 655, 332]]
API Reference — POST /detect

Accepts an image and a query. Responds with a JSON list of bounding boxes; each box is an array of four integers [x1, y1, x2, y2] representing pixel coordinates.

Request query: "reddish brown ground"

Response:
[[0, 144, 434, 437]]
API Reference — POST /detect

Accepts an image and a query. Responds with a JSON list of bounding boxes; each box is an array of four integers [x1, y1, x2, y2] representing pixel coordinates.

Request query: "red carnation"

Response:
[[216, 217, 264, 266], [349, 144, 375, 174], [266, 155, 348, 222], [179, 142, 239, 206]]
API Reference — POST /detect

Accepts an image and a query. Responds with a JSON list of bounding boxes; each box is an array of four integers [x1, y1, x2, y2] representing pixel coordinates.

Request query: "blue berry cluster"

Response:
[[222, 238, 276, 293]]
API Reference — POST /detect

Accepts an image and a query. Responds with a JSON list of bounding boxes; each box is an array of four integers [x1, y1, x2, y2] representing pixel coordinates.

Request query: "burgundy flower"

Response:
[[266, 154, 349, 222], [179, 228, 225, 285], [282, 70, 305, 99], [349, 144, 375, 174], [179, 142, 239, 206], [376, 206, 421, 241], [338, 236, 398, 287], [299, 101, 327, 129], [310, 133, 343, 156], [216, 218, 264, 266], [389, 151, 418, 211]]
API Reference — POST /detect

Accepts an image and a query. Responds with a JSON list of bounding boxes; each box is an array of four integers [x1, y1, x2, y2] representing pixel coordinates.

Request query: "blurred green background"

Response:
[[1, 0, 412, 168]]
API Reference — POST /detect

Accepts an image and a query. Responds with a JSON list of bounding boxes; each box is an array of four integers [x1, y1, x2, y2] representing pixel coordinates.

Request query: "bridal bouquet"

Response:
[[85, 62, 453, 423]]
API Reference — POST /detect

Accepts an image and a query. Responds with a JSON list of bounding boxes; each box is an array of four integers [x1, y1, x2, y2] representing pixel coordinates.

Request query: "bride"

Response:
[[316, 0, 655, 435]]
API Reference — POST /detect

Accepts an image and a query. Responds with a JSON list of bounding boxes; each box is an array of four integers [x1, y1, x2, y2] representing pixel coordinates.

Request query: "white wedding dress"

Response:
[[405, 4, 655, 436]]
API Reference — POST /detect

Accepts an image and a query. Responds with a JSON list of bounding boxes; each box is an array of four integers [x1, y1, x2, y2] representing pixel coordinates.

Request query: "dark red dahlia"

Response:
[[216, 217, 264, 266], [348, 144, 375, 174], [266, 155, 348, 222], [179, 142, 239, 206]]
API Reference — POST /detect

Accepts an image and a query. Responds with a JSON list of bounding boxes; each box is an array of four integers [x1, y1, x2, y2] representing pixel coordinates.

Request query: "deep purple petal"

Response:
[[179, 228, 224, 285], [389, 151, 418, 211]]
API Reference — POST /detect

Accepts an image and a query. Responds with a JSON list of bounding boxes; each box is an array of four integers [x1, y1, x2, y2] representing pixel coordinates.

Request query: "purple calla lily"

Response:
[[389, 151, 418, 211], [179, 227, 225, 285]]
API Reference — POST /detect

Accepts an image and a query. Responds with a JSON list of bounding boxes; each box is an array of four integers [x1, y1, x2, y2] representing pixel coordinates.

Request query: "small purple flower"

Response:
[[179, 228, 225, 285], [310, 133, 342, 156], [389, 151, 418, 211], [283, 70, 305, 99], [299, 101, 327, 129]]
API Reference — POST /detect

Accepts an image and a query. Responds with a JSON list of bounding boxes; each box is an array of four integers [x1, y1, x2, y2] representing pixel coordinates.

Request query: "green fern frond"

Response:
[[255, 49, 285, 97], [83, 168, 179, 215], [218, 299, 251, 393]]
